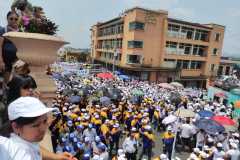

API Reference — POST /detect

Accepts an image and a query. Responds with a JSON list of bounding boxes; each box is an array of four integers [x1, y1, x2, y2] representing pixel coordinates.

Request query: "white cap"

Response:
[[193, 148, 200, 153], [230, 142, 238, 149], [92, 155, 100, 160], [207, 137, 214, 142], [118, 149, 125, 156], [160, 154, 168, 159], [233, 133, 239, 138], [189, 153, 197, 159], [167, 126, 172, 131], [217, 143, 223, 148], [8, 97, 56, 121]]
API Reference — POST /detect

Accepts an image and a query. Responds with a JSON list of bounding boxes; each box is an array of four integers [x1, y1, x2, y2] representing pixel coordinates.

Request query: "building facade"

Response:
[[91, 7, 225, 88]]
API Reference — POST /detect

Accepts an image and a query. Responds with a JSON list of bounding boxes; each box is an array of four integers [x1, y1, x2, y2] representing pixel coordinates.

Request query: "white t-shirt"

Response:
[[0, 133, 41, 160], [226, 149, 240, 160], [180, 124, 193, 138]]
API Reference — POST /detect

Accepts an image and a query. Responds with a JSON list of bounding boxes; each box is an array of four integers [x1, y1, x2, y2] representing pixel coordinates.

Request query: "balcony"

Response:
[[181, 69, 202, 77], [97, 33, 123, 40], [160, 61, 177, 69]]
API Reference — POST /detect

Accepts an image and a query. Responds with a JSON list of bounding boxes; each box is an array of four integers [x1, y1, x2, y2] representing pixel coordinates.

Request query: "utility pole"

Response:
[[113, 28, 118, 73]]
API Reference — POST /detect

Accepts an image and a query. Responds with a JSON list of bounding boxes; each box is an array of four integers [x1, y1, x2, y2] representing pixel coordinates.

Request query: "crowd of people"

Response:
[[0, 2, 239, 160], [46, 69, 240, 160]]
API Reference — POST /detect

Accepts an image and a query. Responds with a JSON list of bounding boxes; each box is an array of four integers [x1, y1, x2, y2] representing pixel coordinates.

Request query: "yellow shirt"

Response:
[[101, 124, 109, 135], [144, 132, 155, 141]]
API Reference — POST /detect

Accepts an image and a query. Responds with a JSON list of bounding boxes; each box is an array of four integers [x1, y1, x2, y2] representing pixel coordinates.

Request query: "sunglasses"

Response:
[[9, 17, 18, 21]]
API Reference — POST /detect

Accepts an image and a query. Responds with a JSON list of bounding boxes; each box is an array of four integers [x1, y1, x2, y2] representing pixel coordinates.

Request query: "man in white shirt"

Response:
[[83, 123, 97, 142], [226, 143, 240, 160], [122, 132, 137, 160], [213, 143, 225, 160], [180, 119, 194, 151]]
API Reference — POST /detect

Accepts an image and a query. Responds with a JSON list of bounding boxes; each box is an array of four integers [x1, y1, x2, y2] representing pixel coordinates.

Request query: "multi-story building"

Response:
[[91, 7, 225, 88]]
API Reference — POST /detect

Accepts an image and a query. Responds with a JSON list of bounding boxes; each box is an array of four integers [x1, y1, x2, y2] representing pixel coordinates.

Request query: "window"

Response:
[[225, 66, 230, 75], [182, 60, 189, 69], [164, 59, 175, 62], [211, 64, 215, 71], [127, 54, 141, 64], [128, 41, 143, 48], [213, 48, 218, 55], [176, 60, 182, 68], [196, 61, 202, 69], [129, 21, 145, 30], [184, 45, 191, 55], [215, 33, 220, 41], [190, 61, 197, 69], [194, 30, 201, 40], [218, 66, 223, 75]]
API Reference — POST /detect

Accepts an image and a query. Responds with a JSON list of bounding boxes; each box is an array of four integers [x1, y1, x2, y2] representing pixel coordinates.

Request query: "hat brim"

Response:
[[20, 107, 58, 119]]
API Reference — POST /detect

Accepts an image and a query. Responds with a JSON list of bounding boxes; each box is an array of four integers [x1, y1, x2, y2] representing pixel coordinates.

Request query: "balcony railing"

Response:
[[181, 69, 202, 77], [160, 61, 177, 69]]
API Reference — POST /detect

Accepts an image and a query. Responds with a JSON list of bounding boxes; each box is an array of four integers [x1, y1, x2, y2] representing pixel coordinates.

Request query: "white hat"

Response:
[[117, 149, 125, 156], [207, 137, 214, 143], [217, 143, 223, 148], [167, 126, 172, 131], [193, 148, 200, 153], [160, 154, 168, 160], [8, 97, 56, 121], [92, 155, 101, 160], [230, 142, 238, 149], [189, 153, 197, 159], [233, 133, 239, 138]]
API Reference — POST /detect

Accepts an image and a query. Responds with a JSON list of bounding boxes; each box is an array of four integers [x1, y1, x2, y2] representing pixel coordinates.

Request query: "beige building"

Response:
[[91, 7, 225, 88]]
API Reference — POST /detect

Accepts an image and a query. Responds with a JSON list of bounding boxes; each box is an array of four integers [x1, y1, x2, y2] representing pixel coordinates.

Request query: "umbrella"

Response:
[[198, 110, 214, 118], [130, 96, 142, 105], [119, 75, 130, 81], [162, 115, 177, 125], [114, 71, 122, 75], [108, 88, 123, 100], [175, 108, 195, 118], [230, 88, 240, 95], [194, 119, 225, 135], [234, 100, 240, 109], [211, 116, 236, 126], [100, 96, 111, 106], [169, 92, 182, 105], [158, 83, 175, 90], [232, 108, 240, 118], [87, 96, 99, 104], [62, 89, 73, 96], [170, 82, 184, 88], [214, 92, 228, 99], [223, 125, 237, 132], [68, 95, 81, 104], [95, 87, 109, 97], [131, 89, 144, 96], [97, 72, 113, 79]]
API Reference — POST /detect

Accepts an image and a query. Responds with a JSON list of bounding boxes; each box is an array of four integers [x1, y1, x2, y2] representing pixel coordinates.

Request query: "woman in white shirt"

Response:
[[0, 97, 76, 160]]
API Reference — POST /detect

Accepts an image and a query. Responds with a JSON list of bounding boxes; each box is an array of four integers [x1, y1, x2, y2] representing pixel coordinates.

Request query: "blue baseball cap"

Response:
[[76, 142, 84, 150], [77, 124, 84, 129], [83, 153, 90, 160], [67, 120, 73, 127], [60, 137, 66, 143], [63, 146, 72, 152], [73, 137, 78, 143]]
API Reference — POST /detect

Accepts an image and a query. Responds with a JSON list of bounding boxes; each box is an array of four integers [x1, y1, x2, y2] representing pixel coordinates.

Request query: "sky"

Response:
[[0, 0, 240, 57]]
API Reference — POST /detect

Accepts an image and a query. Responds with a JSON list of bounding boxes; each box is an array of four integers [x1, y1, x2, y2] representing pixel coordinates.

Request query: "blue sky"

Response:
[[1, 0, 240, 56]]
